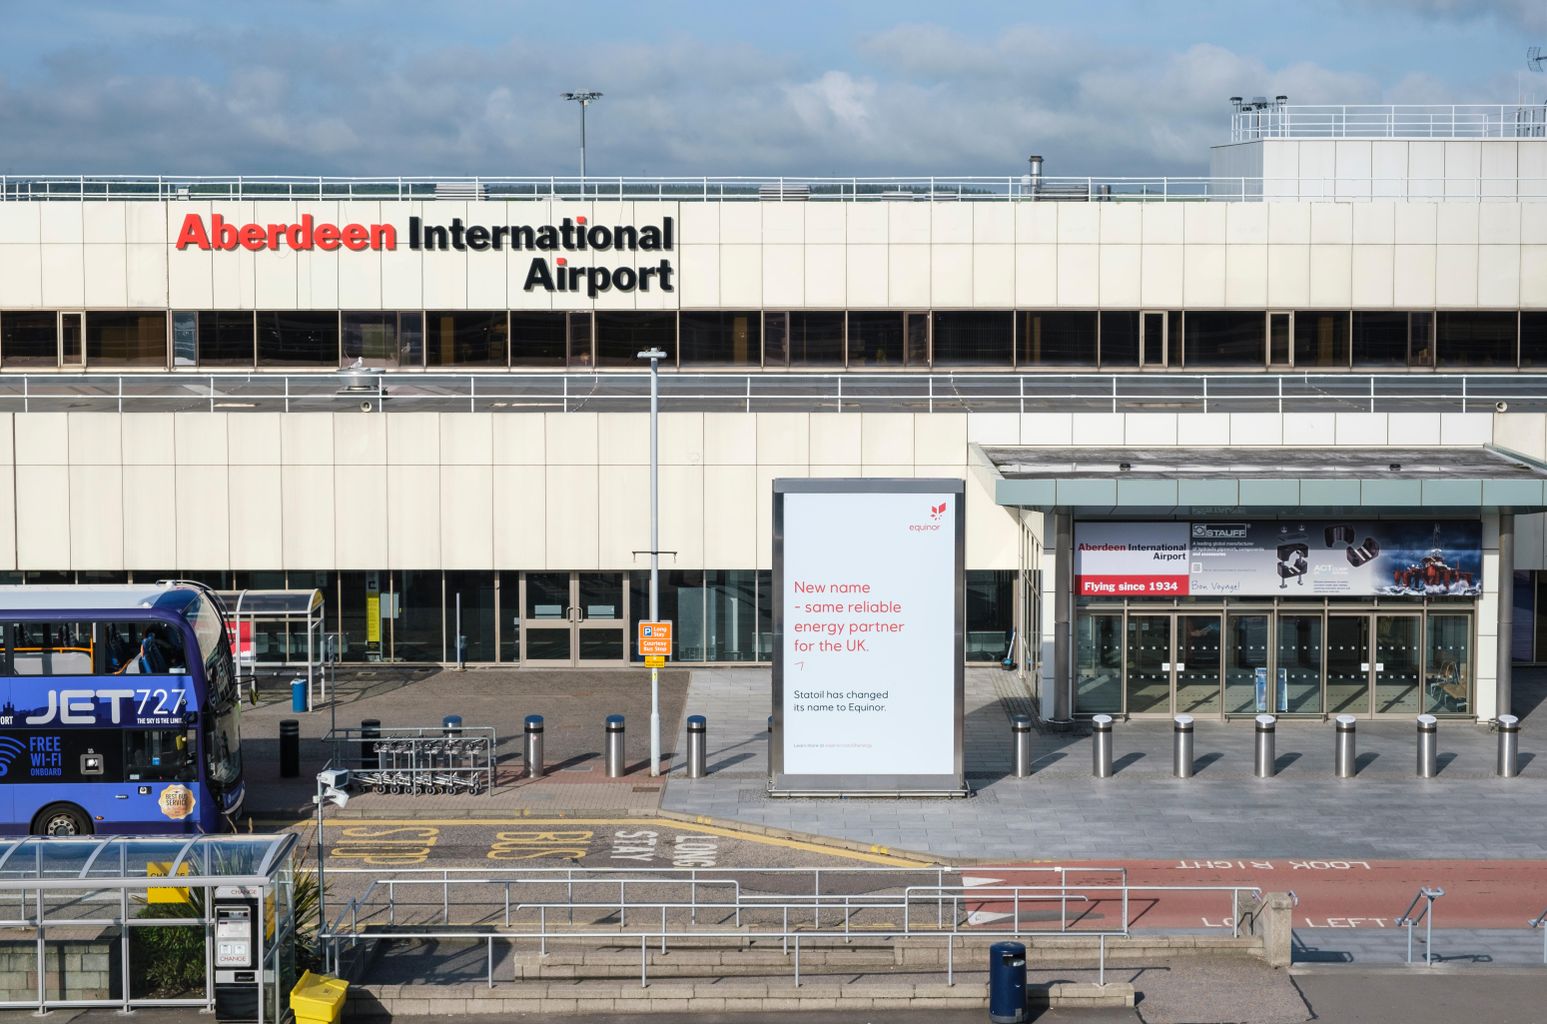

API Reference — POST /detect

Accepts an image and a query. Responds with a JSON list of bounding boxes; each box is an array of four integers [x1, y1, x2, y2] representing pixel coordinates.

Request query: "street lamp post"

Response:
[[561, 91, 603, 187], [313, 769, 348, 972], [639, 347, 666, 776]]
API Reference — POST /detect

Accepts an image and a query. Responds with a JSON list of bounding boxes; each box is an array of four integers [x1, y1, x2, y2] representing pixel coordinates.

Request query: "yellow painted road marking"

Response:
[[258, 816, 931, 867]]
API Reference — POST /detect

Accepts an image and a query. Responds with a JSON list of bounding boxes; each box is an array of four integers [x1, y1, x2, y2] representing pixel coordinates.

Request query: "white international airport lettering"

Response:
[[174, 212, 675, 298]]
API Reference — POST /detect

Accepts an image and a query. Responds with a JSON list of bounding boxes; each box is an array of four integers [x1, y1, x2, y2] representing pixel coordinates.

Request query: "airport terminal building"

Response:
[[2, 101, 1547, 724]]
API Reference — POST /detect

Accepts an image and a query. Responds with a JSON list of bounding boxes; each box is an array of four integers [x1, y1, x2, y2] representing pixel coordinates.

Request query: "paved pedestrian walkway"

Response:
[[661, 668, 1547, 862], [242, 668, 686, 820]]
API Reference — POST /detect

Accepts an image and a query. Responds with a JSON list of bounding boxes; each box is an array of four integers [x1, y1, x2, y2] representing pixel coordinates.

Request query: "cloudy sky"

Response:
[[1, 0, 1543, 178]]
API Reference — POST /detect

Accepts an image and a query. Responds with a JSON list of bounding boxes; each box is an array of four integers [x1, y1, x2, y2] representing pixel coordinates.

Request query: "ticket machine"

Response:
[[212, 886, 263, 1021]]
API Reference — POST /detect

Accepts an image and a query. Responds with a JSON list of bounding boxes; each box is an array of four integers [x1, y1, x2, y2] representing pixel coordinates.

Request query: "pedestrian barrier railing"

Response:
[[326, 725, 496, 796], [2, 370, 1545, 416], [1530, 906, 1547, 964], [8, 172, 1547, 203], [318, 864, 1261, 989], [1396, 886, 1445, 966]]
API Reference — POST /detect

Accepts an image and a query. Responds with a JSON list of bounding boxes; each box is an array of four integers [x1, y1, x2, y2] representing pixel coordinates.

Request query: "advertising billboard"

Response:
[[1075, 519, 1483, 598], [771, 479, 966, 796]]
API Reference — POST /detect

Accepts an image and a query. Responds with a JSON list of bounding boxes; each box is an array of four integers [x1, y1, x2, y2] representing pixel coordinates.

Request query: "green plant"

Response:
[[130, 903, 206, 999]]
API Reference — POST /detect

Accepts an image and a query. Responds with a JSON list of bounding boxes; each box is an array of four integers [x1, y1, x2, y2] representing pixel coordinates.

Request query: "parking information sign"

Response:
[[771, 478, 966, 796], [638, 620, 673, 658]]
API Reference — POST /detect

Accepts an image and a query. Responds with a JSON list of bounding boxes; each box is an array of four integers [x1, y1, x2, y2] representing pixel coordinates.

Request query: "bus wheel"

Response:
[[33, 804, 92, 837]]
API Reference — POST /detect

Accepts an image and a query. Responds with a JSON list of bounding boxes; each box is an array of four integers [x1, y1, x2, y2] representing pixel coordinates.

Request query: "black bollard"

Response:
[[279, 719, 300, 778], [361, 718, 381, 770]]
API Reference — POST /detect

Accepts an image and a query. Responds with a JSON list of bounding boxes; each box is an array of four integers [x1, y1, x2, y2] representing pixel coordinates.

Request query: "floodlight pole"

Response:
[[562, 91, 603, 188], [640, 347, 666, 776]]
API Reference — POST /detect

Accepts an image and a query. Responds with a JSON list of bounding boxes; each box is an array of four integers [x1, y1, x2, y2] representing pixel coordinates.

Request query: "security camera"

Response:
[[317, 767, 350, 789], [1496, 401, 1509, 413]]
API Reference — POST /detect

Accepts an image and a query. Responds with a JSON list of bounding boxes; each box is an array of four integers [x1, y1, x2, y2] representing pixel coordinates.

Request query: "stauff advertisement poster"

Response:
[[1075, 520, 1482, 598]]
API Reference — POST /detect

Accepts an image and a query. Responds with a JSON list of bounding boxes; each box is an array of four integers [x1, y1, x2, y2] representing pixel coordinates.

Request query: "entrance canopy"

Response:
[[990, 446, 1547, 515]]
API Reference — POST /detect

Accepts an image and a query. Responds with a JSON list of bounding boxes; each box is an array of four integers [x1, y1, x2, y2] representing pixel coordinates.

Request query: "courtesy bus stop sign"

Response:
[[771, 478, 966, 796]]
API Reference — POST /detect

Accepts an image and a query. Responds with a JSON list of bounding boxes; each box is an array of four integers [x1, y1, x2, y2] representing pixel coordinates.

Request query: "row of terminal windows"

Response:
[[0, 309, 1544, 370], [3, 569, 1017, 665]]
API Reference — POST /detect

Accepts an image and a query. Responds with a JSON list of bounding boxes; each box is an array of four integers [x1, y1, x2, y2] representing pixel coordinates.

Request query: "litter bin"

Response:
[[988, 940, 1027, 1024], [290, 970, 349, 1024], [290, 679, 309, 713]]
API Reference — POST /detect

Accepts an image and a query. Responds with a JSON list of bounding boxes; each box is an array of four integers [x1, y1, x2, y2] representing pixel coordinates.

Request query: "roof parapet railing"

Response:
[[1396, 886, 1445, 966]]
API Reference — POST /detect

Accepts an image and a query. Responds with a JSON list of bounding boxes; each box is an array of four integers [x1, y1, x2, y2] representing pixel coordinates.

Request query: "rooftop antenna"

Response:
[[1529, 46, 1546, 71]]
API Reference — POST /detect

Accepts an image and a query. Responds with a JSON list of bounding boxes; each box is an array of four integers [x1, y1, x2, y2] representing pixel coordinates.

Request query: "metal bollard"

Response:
[[686, 715, 708, 778], [1498, 714, 1520, 778], [1011, 714, 1034, 778], [1334, 714, 1357, 778], [1092, 714, 1114, 778], [279, 720, 300, 778], [524, 715, 545, 779], [767, 715, 774, 777], [1255, 714, 1277, 778], [443, 714, 462, 738], [361, 718, 381, 771], [605, 714, 626, 778], [1173, 714, 1194, 778], [1416, 714, 1438, 779]]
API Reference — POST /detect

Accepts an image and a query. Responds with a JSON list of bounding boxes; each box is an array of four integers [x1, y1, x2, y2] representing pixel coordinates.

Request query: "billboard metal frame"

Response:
[[770, 477, 968, 797]]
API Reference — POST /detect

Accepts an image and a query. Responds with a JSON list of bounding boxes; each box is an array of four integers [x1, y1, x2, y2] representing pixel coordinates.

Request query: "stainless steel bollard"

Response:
[[524, 714, 545, 779], [1092, 714, 1114, 778], [1416, 714, 1437, 779], [605, 714, 626, 778], [1334, 714, 1357, 778], [1498, 714, 1520, 778], [1173, 714, 1194, 778], [1255, 714, 1277, 778], [686, 715, 707, 778], [1011, 714, 1034, 778]]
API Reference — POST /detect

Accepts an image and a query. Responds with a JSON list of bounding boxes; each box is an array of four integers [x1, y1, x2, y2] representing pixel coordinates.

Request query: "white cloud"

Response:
[[0, 19, 1513, 178]]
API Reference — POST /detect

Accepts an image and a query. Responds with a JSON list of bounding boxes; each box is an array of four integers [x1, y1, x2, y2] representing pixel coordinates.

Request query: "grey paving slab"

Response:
[[663, 668, 1547, 861]]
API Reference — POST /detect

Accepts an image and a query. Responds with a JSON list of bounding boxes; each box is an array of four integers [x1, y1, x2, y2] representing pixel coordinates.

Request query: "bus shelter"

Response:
[[217, 589, 328, 706], [0, 833, 300, 1021]]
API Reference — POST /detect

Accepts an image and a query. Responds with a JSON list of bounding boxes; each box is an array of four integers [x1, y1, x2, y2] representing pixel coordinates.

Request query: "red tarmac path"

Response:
[[962, 859, 1547, 931]]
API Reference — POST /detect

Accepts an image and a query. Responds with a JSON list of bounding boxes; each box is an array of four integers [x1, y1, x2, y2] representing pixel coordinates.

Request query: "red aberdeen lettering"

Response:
[[173, 213, 396, 252]]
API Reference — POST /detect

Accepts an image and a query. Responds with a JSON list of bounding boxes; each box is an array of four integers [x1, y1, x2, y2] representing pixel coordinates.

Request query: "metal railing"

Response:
[[1396, 886, 1445, 966], [6, 173, 1547, 203], [0, 370, 1541, 416], [320, 864, 1261, 989], [1232, 104, 1547, 141], [1531, 906, 1547, 964]]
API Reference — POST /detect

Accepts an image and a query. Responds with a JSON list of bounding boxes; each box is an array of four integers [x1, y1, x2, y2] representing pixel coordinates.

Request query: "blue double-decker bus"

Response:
[[0, 583, 243, 835]]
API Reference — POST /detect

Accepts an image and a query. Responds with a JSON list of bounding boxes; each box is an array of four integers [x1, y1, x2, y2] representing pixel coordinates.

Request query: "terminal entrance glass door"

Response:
[[1124, 613, 1224, 716], [1328, 613, 1424, 715], [521, 572, 627, 665]]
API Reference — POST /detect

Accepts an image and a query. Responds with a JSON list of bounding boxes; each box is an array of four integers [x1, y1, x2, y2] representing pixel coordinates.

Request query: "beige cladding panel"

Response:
[[0, 197, 1535, 309]]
